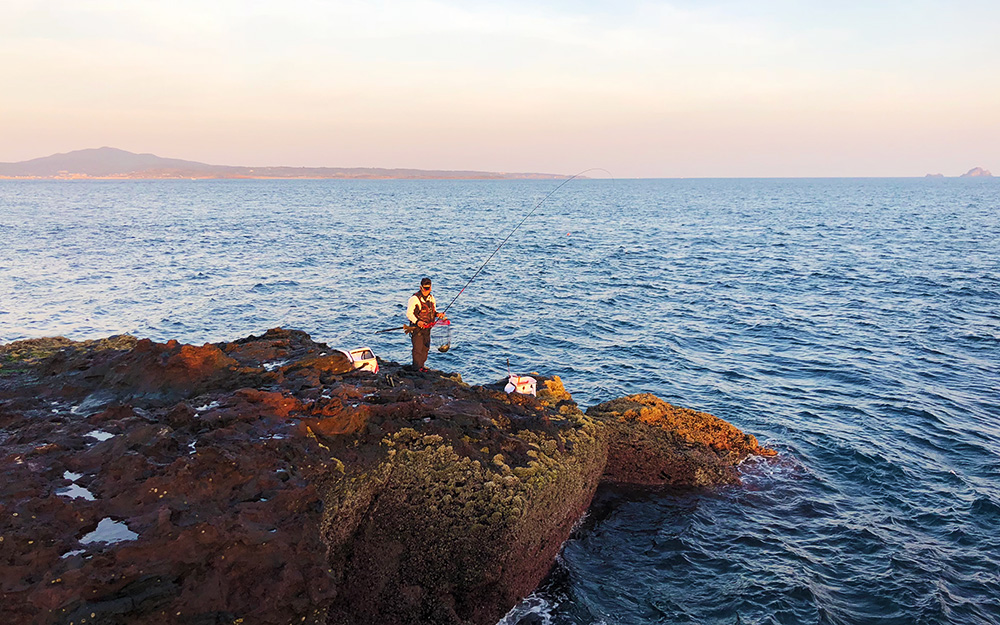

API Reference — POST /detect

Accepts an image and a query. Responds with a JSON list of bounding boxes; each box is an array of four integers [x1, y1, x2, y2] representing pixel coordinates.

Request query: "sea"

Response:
[[1, 178, 998, 625]]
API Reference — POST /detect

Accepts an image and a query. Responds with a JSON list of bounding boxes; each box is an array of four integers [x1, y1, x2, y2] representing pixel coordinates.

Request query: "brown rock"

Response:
[[220, 327, 323, 366], [321, 411, 606, 625], [0, 329, 776, 625], [588, 393, 775, 487], [283, 353, 354, 376], [99, 339, 241, 402]]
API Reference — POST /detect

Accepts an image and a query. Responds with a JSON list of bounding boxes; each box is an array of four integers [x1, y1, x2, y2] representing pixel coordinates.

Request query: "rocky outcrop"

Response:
[[588, 393, 775, 487], [1, 329, 774, 625], [960, 167, 993, 177]]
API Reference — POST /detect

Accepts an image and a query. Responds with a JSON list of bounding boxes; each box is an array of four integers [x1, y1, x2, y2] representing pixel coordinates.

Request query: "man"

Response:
[[406, 277, 446, 371]]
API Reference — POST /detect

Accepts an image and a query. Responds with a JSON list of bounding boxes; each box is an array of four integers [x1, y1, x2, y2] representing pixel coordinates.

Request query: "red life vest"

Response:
[[413, 291, 437, 325]]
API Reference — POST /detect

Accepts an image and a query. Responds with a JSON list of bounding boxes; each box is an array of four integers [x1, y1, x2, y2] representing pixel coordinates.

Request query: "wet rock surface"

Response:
[[1, 329, 774, 625]]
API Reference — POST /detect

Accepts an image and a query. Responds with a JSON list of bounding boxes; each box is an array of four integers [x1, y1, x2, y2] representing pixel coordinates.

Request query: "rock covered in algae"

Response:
[[321, 420, 605, 625], [587, 393, 776, 487], [311, 369, 608, 625], [0, 329, 774, 625]]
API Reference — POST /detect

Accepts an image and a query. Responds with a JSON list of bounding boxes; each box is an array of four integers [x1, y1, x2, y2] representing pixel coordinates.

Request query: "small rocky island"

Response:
[[960, 167, 992, 177], [0, 329, 774, 625]]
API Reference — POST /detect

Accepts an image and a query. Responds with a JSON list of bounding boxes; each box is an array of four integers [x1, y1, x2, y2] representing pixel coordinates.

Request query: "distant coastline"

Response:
[[1, 147, 994, 180], [0, 147, 571, 181]]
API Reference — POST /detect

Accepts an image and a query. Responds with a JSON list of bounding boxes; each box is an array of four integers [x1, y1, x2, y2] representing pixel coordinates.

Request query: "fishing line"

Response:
[[440, 167, 613, 315], [375, 168, 611, 350]]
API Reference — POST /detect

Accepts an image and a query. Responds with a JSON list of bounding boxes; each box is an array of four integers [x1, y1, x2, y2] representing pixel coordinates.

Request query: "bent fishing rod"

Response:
[[440, 167, 612, 315], [375, 168, 612, 335]]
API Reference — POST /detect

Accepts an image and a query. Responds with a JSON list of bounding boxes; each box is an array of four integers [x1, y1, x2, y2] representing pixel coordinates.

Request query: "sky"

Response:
[[1, 0, 998, 177]]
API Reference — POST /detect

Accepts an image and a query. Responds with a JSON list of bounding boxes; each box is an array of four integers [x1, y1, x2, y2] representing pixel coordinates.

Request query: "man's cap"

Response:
[[420, 277, 432, 286]]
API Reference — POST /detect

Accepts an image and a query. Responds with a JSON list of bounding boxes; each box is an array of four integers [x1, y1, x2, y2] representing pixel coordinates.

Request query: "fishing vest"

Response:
[[413, 291, 437, 325]]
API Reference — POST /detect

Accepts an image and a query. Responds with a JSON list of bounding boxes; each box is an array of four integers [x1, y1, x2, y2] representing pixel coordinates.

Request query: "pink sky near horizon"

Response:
[[1, 0, 998, 178]]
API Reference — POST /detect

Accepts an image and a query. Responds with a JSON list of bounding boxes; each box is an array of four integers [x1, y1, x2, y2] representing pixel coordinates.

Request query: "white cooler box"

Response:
[[505, 375, 536, 396]]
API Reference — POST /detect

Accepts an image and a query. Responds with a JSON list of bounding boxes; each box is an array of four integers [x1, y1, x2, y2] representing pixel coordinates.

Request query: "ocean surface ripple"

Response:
[[2, 178, 999, 625]]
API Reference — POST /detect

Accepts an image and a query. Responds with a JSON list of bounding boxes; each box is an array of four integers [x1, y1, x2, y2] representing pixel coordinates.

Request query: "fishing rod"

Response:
[[375, 318, 453, 351], [374, 168, 611, 337], [374, 325, 411, 335], [440, 167, 612, 315], [374, 319, 449, 335]]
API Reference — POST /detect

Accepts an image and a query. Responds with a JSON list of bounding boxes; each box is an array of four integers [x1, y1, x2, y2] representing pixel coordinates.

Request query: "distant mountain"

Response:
[[0, 148, 215, 178], [924, 173, 944, 178], [960, 167, 993, 178], [0, 147, 567, 180]]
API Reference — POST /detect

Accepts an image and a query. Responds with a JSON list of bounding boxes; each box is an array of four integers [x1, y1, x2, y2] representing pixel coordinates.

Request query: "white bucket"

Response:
[[504, 375, 536, 396]]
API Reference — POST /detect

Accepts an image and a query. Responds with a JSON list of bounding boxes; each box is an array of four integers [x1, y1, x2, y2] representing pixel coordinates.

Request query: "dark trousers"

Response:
[[411, 327, 431, 368]]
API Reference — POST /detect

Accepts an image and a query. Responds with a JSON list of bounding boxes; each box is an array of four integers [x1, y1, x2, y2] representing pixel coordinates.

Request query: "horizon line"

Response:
[[0, 148, 993, 181], [1, 175, 996, 181]]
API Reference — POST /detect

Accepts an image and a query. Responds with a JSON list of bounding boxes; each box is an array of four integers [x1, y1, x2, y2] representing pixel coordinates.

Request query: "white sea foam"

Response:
[[738, 450, 805, 486], [497, 594, 555, 625]]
